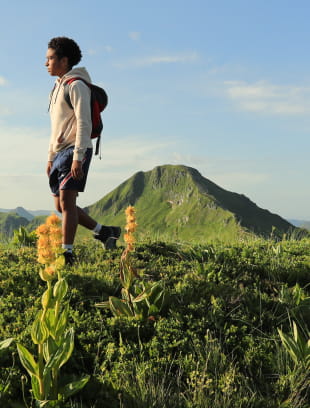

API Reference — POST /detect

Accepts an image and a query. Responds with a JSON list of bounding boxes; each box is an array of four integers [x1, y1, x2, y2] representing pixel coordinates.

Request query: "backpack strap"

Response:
[[63, 77, 89, 109], [63, 77, 102, 158]]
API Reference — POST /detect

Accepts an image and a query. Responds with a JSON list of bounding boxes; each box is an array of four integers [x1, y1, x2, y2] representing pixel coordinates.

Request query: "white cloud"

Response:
[[0, 130, 174, 209], [129, 31, 140, 41], [0, 76, 8, 86], [0, 105, 11, 116], [87, 45, 113, 55], [115, 52, 199, 68], [224, 80, 310, 115]]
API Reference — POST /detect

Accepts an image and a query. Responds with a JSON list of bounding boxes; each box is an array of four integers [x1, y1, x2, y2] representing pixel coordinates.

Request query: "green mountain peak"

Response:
[[85, 164, 294, 242]]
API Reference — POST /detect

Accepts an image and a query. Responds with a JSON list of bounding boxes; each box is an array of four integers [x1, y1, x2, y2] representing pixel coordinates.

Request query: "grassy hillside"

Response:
[[1, 237, 309, 407], [84, 165, 295, 243], [0, 212, 29, 237]]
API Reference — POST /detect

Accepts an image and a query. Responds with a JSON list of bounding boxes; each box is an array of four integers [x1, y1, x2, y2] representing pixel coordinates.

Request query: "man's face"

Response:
[[45, 48, 69, 77]]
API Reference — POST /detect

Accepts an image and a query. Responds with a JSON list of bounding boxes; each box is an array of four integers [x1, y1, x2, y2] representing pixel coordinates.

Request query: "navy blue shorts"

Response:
[[49, 147, 93, 196]]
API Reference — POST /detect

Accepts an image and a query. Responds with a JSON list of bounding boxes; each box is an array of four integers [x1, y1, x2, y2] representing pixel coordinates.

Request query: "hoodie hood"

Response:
[[61, 66, 92, 83]]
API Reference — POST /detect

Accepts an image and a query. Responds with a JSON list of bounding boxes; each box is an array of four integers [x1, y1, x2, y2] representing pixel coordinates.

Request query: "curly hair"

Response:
[[48, 37, 82, 68]]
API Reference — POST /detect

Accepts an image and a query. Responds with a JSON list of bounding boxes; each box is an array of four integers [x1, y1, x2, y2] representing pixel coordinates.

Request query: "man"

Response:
[[45, 36, 120, 265]]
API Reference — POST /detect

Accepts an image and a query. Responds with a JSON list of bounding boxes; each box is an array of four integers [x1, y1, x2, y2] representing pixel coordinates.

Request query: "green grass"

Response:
[[1, 237, 310, 407]]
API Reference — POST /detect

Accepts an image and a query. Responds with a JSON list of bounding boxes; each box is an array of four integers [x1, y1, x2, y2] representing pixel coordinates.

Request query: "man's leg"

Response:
[[55, 189, 121, 253], [59, 190, 79, 245], [54, 195, 97, 232], [77, 206, 97, 230]]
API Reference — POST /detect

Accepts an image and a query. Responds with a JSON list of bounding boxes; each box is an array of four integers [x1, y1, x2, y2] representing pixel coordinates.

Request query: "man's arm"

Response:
[[46, 161, 53, 177], [71, 160, 84, 180]]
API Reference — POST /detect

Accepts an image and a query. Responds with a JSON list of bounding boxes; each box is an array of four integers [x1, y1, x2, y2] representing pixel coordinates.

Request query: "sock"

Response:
[[93, 223, 103, 234], [62, 244, 73, 253]]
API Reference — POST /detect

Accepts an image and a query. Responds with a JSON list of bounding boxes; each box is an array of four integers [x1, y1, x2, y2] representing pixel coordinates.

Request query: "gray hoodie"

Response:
[[48, 67, 93, 162]]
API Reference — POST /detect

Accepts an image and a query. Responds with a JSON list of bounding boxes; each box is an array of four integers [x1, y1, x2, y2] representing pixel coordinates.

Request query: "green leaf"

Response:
[[31, 313, 49, 344], [55, 304, 69, 341], [43, 337, 57, 364], [17, 343, 39, 377], [42, 368, 52, 400], [45, 328, 74, 371], [109, 296, 133, 317], [148, 304, 160, 316], [120, 263, 135, 290], [278, 328, 300, 365], [0, 337, 14, 350], [53, 278, 68, 301], [31, 375, 41, 400], [94, 301, 110, 308], [45, 308, 56, 337], [59, 375, 90, 400]]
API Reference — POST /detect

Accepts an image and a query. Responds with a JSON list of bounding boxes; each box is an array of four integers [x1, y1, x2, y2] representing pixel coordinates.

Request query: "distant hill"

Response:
[[0, 212, 29, 237], [0, 210, 51, 238], [0, 207, 53, 221], [301, 221, 310, 231], [289, 219, 310, 230], [84, 164, 296, 242]]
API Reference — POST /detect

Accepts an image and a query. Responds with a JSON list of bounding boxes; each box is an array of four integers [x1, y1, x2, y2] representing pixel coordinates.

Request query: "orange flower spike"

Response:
[[37, 235, 50, 247], [36, 224, 50, 235], [46, 213, 61, 226], [125, 206, 135, 216], [124, 233, 135, 244]]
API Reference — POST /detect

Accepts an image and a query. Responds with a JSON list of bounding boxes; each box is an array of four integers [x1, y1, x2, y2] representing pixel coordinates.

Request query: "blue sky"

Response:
[[0, 0, 309, 220]]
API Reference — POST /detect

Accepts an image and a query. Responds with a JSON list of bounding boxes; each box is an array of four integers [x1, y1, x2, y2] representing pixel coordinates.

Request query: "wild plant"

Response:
[[277, 320, 310, 407], [15, 214, 89, 407], [11, 225, 37, 247], [96, 206, 166, 320], [278, 320, 310, 368]]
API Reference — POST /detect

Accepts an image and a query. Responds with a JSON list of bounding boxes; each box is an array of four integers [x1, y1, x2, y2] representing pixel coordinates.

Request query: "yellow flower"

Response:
[[124, 233, 135, 245], [125, 206, 135, 216], [46, 213, 61, 226], [36, 214, 63, 268], [36, 224, 50, 235], [124, 206, 137, 252], [125, 222, 138, 233]]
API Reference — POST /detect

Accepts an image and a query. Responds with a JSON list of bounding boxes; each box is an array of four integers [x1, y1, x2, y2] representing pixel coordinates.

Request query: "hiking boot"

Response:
[[94, 226, 121, 249], [63, 251, 75, 266]]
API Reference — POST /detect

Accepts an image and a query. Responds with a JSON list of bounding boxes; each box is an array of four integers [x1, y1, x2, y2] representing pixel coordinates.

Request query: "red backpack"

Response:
[[64, 77, 108, 156]]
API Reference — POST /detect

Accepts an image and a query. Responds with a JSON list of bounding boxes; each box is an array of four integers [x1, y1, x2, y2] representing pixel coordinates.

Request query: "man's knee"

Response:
[[59, 190, 78, 212], [55, 202, 62, 213]]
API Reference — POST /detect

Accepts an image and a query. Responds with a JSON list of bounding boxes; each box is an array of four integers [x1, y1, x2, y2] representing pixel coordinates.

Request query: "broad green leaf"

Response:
[[60, 375, 90, 400], [121, 263, 135, 290], [121, 288, 133, 302], [94, 301, 110, 309], [31, 374, 41, 400], [53, 278, 68, 301], [41, 288, 52, 310], [278, 328, 300, 365], [55, 304, 69, 341], [109, 296, 133, 317], [17, 343, 39, 377], [45, 328, 74, 371], [132, 289, 149, 303], [31, 313, 49, 344], [148, 304, 159, 316], [45, 308, 56, 338], [42, 368, 52, 399], [43, 336, 58, 363], [0, 337, 14, 350]]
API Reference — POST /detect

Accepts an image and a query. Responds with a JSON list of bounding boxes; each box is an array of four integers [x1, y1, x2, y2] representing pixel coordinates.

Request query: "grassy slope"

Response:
[[0, 212, 29, 237], [1, 238, 309, 407], [83, 165, 294, 243]]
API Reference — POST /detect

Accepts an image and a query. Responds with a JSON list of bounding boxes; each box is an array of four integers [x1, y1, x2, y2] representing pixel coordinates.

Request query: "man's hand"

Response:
[[71, 160, 84, 180], [46, 161, 53, 177]]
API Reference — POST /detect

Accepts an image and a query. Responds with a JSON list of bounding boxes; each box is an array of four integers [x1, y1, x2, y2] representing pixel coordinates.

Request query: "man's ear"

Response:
[[61, 56, 70, 70]]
